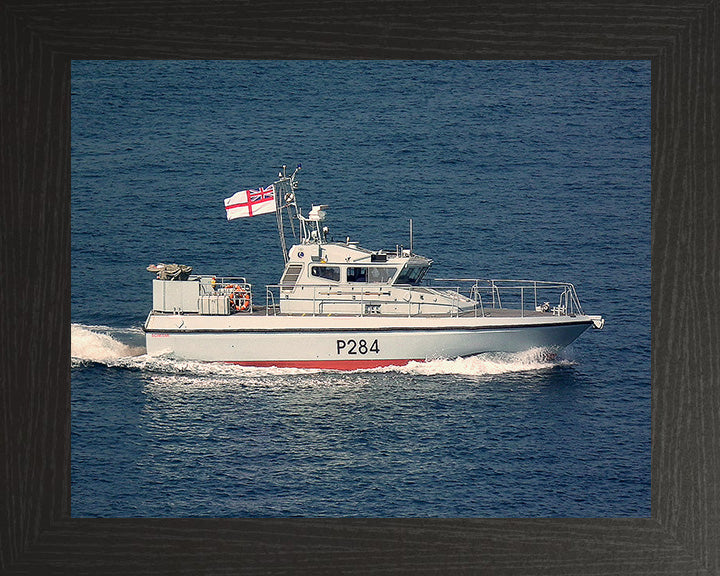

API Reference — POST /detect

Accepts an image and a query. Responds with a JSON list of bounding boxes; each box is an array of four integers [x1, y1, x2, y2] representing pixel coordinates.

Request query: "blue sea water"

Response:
[[71, 60, 650, 518]]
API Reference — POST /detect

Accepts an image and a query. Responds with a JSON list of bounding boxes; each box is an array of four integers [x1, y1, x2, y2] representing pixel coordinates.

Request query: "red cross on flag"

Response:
[[224, 185, 276, 220]]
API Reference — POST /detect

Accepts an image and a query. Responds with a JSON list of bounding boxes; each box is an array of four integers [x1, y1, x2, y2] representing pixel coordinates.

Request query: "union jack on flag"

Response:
[[224, 184, 276, 220]]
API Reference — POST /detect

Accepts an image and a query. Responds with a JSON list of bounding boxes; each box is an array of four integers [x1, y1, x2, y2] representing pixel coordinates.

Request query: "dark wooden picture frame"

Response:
[[1, 2, 717, 574]]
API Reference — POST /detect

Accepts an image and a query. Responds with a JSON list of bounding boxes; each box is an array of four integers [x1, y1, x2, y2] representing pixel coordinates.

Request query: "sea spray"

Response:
[[71, 324, 145, 363], [372, 348, 572, 376]]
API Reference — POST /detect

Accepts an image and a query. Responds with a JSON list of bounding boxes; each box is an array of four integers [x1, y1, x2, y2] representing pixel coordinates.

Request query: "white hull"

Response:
[[144, 313, 594, 369]]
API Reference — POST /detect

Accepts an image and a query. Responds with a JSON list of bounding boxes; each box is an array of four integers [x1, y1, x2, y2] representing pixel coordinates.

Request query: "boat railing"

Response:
[[432, 278, 585, 317], [263, 283, 468, 317], [265, 286, 280, 315], [261, 279, 584, 318]]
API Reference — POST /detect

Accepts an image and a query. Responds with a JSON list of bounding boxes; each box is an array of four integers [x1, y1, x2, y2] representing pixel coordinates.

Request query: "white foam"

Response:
[[371, 348, 571, 376], [71, 324, 145, 363], [132, 356, 323, 377]]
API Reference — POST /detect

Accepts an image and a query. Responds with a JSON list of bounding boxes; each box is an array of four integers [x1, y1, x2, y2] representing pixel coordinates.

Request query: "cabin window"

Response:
[[394, 265, 428, 285], [346, 267, 367, 282], [347, 266, 397, 283], [311, 265, 340, 282], [368, 267, 397, 283]]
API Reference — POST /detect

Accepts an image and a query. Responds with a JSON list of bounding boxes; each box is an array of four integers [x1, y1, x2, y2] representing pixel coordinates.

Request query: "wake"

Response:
[[373, 348, 572, 376], [71, 324, 145, 364]]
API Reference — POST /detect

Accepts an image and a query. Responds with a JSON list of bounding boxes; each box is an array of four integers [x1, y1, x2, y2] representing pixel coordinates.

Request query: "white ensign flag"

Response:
[[224, 185, 276, 220]]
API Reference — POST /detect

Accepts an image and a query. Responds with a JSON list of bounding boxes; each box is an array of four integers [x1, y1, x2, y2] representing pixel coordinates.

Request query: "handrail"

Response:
[[265, 287, 278, 316], [260, 278, 586, 318], [263, 283, 470, 317], [432, 278, 585, 316]]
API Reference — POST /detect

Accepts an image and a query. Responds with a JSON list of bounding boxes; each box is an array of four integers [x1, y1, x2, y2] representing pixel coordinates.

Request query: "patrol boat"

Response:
[[143, 165, 604, 369]]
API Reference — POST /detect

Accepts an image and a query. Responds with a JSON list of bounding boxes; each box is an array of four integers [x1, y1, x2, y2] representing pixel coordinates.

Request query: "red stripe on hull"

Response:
[[224, 358, 422, 370]]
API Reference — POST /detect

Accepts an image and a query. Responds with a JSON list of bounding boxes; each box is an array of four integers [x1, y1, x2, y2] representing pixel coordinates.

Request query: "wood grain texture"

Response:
[[1, 1, 718, 574]]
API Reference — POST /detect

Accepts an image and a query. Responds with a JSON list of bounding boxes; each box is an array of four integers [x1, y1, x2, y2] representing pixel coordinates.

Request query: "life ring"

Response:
[[229, 287, 250, 312]]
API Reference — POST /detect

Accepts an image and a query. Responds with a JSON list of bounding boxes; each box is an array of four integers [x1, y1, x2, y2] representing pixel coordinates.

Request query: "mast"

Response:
[[273, 164, 302, 263], [272, 163, 329, 261]]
